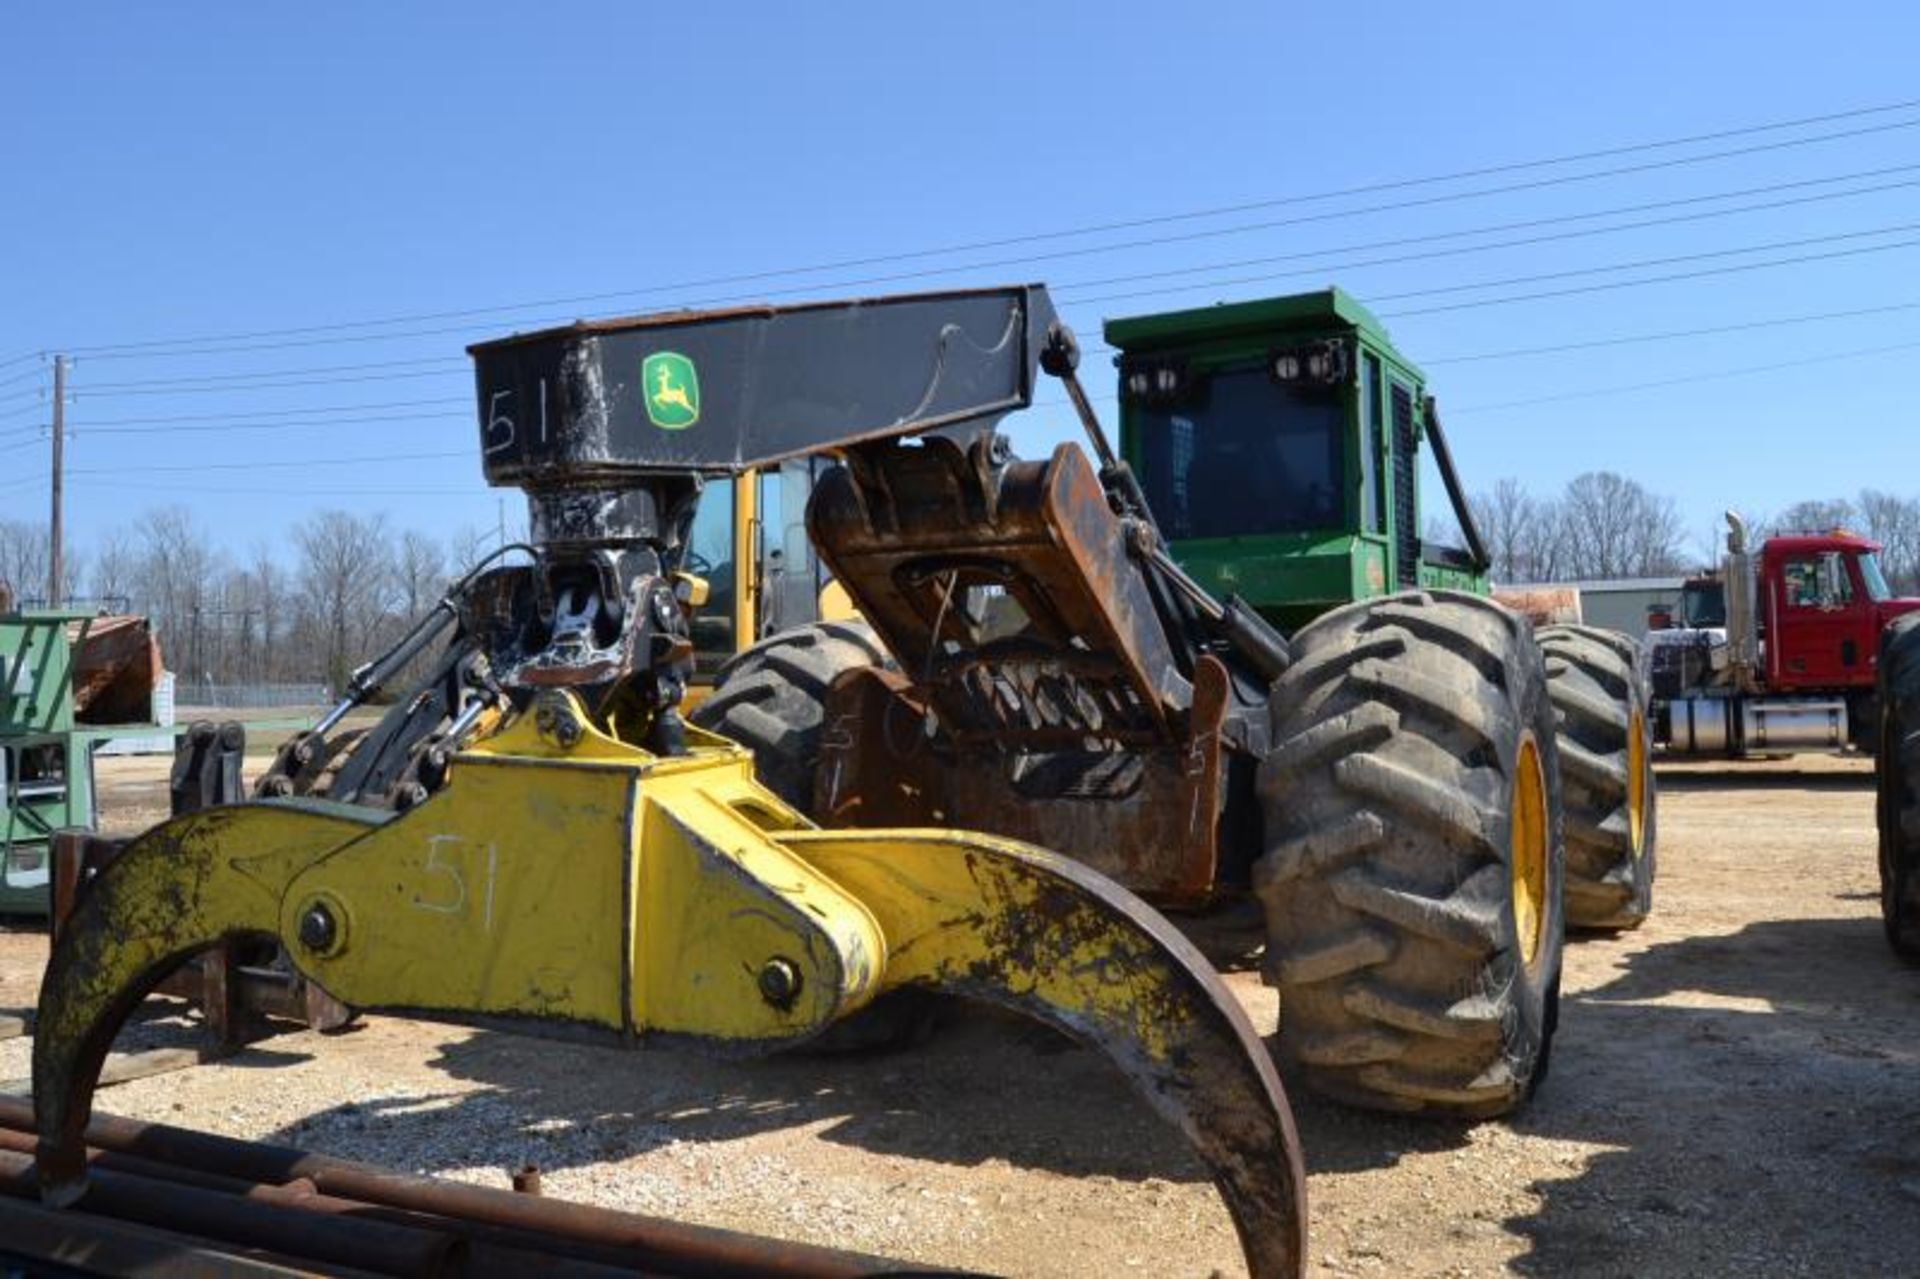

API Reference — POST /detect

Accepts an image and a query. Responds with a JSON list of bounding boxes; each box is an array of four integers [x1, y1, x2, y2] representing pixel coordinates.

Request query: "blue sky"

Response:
[[4, 3, 1919, 570]]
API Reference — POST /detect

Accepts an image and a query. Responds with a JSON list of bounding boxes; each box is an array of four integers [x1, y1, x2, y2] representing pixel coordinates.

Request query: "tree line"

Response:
[[5, 477, 1920, 691], [0, 508, 502, 695], [1442, 472, 1920, 593]]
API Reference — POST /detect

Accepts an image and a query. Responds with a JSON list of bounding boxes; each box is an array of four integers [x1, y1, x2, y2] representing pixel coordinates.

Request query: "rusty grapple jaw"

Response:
[[32, 693, 1306, 1277]]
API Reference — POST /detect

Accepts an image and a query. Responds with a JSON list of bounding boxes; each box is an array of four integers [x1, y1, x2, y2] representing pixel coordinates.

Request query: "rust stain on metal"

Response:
[[806, 436, 1238, 904]]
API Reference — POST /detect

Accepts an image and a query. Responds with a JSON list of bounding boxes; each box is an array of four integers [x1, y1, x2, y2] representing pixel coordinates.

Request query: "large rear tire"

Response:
[[1877, 614, 1920, 961], [1256, 590, 1565, 1119], [1538, 624, 1657, 930], [689, 620, 889, 813]]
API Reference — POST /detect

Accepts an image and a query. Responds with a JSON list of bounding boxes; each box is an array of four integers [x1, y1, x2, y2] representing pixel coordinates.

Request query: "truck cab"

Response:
[[1760, 532, 1920, 691], [1647, 519, 1920, 757]]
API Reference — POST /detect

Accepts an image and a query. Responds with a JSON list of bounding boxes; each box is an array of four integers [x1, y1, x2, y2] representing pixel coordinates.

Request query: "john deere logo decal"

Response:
[[643, 351, 700, 429]]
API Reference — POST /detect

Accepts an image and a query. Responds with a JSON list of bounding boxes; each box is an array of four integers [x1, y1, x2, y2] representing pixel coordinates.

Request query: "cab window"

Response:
[[684, 479, 736, 676], [1857, 550, 1893, 601], [757, 460, 830, 639], [1134, 367, 1345, 540], [1782, 553, 1853, 610]]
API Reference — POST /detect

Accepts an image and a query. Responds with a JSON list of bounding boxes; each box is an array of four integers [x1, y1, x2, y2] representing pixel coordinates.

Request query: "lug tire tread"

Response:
[[1876, 614, 1920, 959], [691, 620, 891, 812], [1257, 589, 1566, 1119], [1538, 624, 1657, 931]]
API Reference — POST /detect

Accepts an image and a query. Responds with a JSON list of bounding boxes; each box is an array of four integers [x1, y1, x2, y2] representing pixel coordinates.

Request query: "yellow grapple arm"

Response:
[[34, 690, 1305, 1277]]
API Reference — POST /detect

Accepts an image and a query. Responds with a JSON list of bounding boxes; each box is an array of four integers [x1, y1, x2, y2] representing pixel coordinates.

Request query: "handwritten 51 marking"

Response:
[[413, 834, 501, 930]]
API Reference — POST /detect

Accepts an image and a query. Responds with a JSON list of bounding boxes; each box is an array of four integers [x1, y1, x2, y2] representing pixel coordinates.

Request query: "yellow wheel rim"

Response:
[[1627, 709, 1648, 858], [1511, 732, 1548, 971]]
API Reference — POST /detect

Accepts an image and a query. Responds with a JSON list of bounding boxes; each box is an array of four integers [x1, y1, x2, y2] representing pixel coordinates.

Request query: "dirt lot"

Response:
[[4, 754, 1918, 1276]]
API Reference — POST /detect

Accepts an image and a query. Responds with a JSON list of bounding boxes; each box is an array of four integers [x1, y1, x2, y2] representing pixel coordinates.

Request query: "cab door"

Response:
[[1770, 550, 1875, 689]]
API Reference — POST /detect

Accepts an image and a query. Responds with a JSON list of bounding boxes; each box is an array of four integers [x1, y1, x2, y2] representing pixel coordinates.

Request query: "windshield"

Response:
[[1133, 367, 1344, 540], [1681, 580, 1726, 628], [1858, 550, 1893, 601]]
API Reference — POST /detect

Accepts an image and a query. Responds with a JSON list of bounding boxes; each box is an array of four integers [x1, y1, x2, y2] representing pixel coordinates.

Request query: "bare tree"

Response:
[[61, 544, 89, 608], [1857, 490, 1920, 592], [134, 507, 224, 678], [248, 543, 286, 682], [0, 520, 49, 602], [447, 523, 490, 574], [294, 510, 397, 693], [1771, 498, 1856, 536], [1423, 513, 1462, 549], [395, 530, 446, 622], [1469, 478, 1544, 583], [1555, 472, 1684, 579], [90, 528, 141, 610]]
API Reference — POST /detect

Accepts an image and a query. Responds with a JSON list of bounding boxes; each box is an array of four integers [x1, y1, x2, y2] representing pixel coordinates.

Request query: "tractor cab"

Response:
[[1109, 287, 1485, 631], [678, 458, 848, 682]]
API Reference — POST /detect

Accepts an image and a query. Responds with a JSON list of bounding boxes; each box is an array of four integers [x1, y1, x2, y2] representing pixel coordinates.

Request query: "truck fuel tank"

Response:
[[1664, 694, 1847, 755]]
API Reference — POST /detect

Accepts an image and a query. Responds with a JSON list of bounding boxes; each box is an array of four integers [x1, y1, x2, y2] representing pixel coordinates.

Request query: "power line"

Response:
[[72, 315, 536, 363], [1081, 217, 1920, 310], [36, 240, 1920, 447], [61, 351, 1887, 487], [57, 236, 1920, 443], [647, 125, 1920, 316], [72, 365, 468, 399], [1377, 232, 1920, 319], [70, 354, 468, 392], [1054, 176, 1920, 304], [1451, 336, 1920, 413], [58, 102, 1920, 361], [74, 479, 480, 497], [49, 161, 1896, 396], [24, 341, 1920, 492], [46, 150, 1879, 399], [1423, 300, 1920, 364], [66, 395, 470, 428], [70, 448, 471, 476], [71, 409, 470, 437], [0, 366, 45, 389], [1034, 298, 1920, 404], [1368, 218, 1920, 304], [0, 351, 40, 371], [61, 122, 1920, 373], [8, 98, 1912, 512]]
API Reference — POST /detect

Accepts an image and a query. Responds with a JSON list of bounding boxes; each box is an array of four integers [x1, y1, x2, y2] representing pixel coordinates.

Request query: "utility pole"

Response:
[[47, 354, 67, 607]]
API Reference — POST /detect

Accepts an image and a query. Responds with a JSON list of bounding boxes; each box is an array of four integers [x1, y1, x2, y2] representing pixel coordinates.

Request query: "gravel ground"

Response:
[[3, 753, 1918, 1276]]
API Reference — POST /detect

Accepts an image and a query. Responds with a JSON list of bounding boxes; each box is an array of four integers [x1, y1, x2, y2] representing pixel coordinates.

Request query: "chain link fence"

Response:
[[173, 682, 331, 713]]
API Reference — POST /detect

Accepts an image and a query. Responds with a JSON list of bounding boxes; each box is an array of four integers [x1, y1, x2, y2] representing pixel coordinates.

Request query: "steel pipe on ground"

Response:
[[0, 1099, 949, 1279]]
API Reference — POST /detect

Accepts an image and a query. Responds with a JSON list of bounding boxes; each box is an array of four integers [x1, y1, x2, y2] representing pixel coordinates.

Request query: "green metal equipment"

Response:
[[1107, 288, 1660, 931], [1, 610, 174, 914], [1109, 287, 1486, 630]]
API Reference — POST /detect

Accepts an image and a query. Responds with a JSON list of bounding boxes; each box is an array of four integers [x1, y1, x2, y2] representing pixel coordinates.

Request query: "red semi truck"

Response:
[[1646, 513, 1920, 757]]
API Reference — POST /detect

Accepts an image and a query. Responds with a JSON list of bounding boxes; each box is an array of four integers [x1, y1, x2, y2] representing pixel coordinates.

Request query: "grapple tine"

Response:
[[787, 829, 1307, 1279], [33, 806, 378, 1202]]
